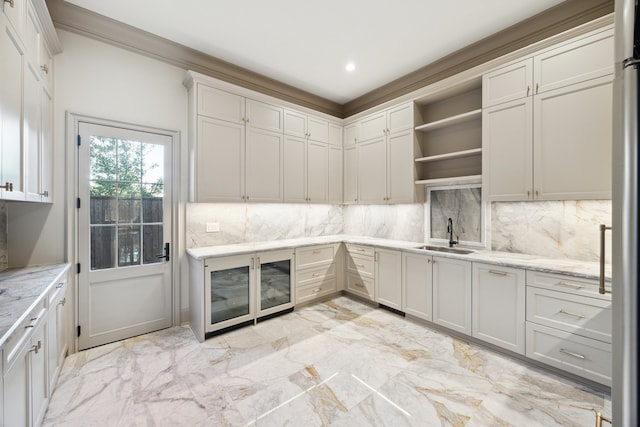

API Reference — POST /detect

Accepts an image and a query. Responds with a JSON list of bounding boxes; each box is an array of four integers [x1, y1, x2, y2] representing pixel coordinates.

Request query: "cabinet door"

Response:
[[3, 342, 30, 427], [1, 20, 26, 200], [533, 76, 612, 200], [328, 123, 342, 147], [328, 145, 343, 204], [375, 249, 402, 311], [472, 264, 525, 354], [245, 128, 283, 202], [482, 97, 533, 201], [343, 122, 358, 146], [402, 252, 433, 321], [283, 135, 306, 202], [39, 86, 52, 202], [31, 318, 48, 427], [283, 109, 307, 138], [387, 130, 414, 203], [358, 136, 386, 204], [24, 62, 41, 202], [307, 116, 329, 143], [533, 29, 613, 94], [306, 141, 328, 203], [48, 281, 68, 391], [257, 249, 294, 317], [482, 59, 533, 107], [204, 254, 256, 333], [246, 99, 283, 132], [432, 257, 472, 335], [197, 85, 245, 124], [343, 144, 358, 204], [387, 103, 413, 133], [358, 111, 386, 142], [2, 0, 25, 37], [196, 117, 245, 202]]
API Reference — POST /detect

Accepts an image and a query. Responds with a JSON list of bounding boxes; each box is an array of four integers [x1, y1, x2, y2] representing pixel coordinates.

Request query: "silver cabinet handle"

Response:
[[554, 281, 584, 290], [30, 340, 42, 354], [0, 182, 13, 191], [488, 270, 508, 276], [312, 272, 322, 277], [4, 0, 15, 8], [599, 224, 612, 295], [356, 263, 365, 268], [558, 309, 585, 319], [59, 297, 67, 307], [354, 282, 364, 288], [313, 288, 321, 293], [559, 348, 586, 359]]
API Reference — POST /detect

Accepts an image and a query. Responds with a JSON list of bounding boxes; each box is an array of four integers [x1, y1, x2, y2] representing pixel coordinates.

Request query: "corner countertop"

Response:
[[0, 263, 71, 349], [186, 235, 612, 283]]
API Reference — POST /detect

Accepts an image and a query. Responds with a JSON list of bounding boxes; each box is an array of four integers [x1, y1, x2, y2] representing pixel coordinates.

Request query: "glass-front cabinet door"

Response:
[[204, 254, 256, 333], [257, 249, 295, 318]]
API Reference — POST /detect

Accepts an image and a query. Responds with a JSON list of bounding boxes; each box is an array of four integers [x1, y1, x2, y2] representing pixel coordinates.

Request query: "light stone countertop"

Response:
[[187, 234, 612, 283], [0, 263, 71, 349]]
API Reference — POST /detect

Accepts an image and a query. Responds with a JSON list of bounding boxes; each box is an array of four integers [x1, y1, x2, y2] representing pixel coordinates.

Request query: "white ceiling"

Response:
[[64, 0, 565, 104]]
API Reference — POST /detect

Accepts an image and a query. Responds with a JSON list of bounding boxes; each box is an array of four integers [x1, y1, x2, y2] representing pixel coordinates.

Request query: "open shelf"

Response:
[[415, 148, 482, 164], [414, 109, 482, 133], [415, 175, 482, 186]]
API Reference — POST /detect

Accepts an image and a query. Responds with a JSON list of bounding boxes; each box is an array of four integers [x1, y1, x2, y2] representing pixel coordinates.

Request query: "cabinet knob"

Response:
[[30, 340, 42, 354], [1, 182, 13, 191], [39, 190, 49, 197], [4, 0, 14, 8], [535, 83, 539, 94], [527, 86, 530, 96], [59, 297, 66, 306], [40, 64, 49, 74]]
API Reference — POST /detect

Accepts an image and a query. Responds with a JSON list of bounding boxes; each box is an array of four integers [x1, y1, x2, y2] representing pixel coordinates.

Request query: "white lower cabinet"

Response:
[[472, 264, 525, 354], [374, 248, 402, 311], [345, 244, 375, 301], [295, 244, 339, 304], [432, 257, 472, 335], [47, 279, 69, 392], [402, 252, 433, 321]]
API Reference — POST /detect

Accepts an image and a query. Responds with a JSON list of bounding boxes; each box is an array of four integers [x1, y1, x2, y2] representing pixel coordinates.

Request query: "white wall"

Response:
[[8, 29, 190, 318]]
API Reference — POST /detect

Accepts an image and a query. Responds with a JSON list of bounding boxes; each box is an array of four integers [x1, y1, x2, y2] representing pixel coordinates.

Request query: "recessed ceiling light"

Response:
[[345, 62, 356, 72]]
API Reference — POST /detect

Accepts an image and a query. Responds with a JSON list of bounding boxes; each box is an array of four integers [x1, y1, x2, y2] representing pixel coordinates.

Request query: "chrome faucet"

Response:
[[447, 217, 458, 247]]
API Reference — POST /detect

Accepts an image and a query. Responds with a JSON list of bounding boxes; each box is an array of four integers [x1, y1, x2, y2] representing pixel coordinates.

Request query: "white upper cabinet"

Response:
[[386, 103, 414, 134], [343, 122, 358, 146], [387, 129, 415, 203], [245, 127, 283, 202], [284, 109, 329, 143], [328, 123, 342, 147], [483, 26, 614, 201], [198, 85, 245, 124], [358, 111, 387, 142], [246, 99, 283, 132], [328, 145, 343, 204], [306, 140, 328, 202], [343, 144, 358, 204], [283, 135, 307, 203], [357, 136, 387, 204], [2, 0, 25, 37]]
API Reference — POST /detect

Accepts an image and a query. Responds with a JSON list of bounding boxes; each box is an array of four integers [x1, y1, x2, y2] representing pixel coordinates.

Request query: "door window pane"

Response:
[[143, 225, 163, 265], [118, 225, 140, 267], [260, 260, 291, 310], [91, 227, 115, 270], [211, 266, 250, 324]]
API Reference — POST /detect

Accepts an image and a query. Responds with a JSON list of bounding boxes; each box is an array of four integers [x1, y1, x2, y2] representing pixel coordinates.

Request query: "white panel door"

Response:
[[245, 127, 283, 202], [375, 249, 402, 310], [307, 116, 329, 143], [387, 129, 414, 203], [387, 103, 413, 133], [402, 252, 433, 321], [482, 59, 533, 107], [78, 122, 173, 350], [246, 98, 283, 132], [24, 62, 41, 202], [343, 144, 358, 204], [197, 85, 245, 124], [40, 86, 53, 202], [328, 145, 343, 204], [283, 109, 307, 138], [533, 76, 613, 200], [358, 136, 386, 203], [306, 141, 328, 203], [358, 111, 386, 142], [432, 257, 472, 335], [283, 135, 306, 203]]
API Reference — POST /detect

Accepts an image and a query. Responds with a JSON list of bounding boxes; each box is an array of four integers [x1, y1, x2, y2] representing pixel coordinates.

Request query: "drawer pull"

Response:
[[356, 263, 365, 268], [313, 288, 321, 293], [4, 0, 15, 8], [59, 297, 67, 306], [559, 348, 586, 360], [558, 309, 585, 319], [312, 272, 322, 277], [488, 270, 508, 276], [56, 282, 64, 289], [355, 248, 366, 252], [554, 281, 584, 290], [354, 283, 364, 288], [312, 250, 321, 254]]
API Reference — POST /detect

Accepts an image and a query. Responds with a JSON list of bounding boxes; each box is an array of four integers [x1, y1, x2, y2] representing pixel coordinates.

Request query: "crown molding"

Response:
[[45, 0, 344, 117], [46, 0, 613, 119]]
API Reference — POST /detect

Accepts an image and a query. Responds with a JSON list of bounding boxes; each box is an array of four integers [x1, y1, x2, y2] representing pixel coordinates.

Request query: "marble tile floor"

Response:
[[44, 296, 611, 426]]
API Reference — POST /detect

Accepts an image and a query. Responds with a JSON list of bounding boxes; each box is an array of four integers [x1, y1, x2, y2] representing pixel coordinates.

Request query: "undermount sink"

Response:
[[416, 245, 475, 255]]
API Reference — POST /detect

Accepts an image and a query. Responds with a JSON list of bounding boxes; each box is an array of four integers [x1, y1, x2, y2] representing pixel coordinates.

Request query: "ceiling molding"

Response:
[[45, 0, 613, 119], [44, 0, 344, 117]]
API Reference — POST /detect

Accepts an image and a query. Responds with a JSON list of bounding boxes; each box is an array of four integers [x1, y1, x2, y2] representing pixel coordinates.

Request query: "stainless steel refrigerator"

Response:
[[613, 0, 639, 425]]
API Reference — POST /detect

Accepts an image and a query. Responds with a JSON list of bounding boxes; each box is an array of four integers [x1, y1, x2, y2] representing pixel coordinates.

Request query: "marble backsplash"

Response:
[[186, 203, 344, 248], [0, 201, 7, 271], [430, 187, 482, 244], [491, 200, 612, 263], [342, 204, 424, 242]]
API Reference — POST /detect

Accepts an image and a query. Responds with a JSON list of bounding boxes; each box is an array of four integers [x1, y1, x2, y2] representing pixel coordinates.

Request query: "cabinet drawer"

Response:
[[526, 322, 611, 386], [296, 277, 337, 304], [346, 254, 375, 277], [48, 279, 67, 306], [346, 243, 375, 257], [297, 263, 336, 287], [346, 273, 374, 301], [3, 302, 46, 371], [526, 270, 609, 299], [296, 245, 335, 269], [526, 286, 611, 343]]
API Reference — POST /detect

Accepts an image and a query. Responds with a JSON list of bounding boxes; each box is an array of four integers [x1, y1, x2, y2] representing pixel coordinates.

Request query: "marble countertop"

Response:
[[0, 263, 71, 349], [186, 235, 612, 282]]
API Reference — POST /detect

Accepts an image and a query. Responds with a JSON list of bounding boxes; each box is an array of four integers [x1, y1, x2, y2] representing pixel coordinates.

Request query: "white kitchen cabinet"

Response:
[[345, 244, 375, 301], [283, 110, 329, 143], [343, 144, 358, 204], [402, 252, 433, 321], [472, 264, 526, 354], [283, 136, 328, 203], [0, 15, 26, 201], [245, 127, 283, 202], [357, 136, 387, 204], [245, 99, 283, 132], [375, 248, 402, 311], [387, 129, 415, 203], [328, 145, 343, 204], [198, 85, 246, 124], [47, 278, 69, 392], [38, 85, 52, 202], [295, 244, 339, 304], [432, 256, 472, 335], [24, 62, 41, 202], [306, 140, 328, 202], [483, 27, 613, 201], [343, 122, 358, 147], [2, 0, 25, 37], [358, 103, 413, 142], [328, 123, 342, 147]]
